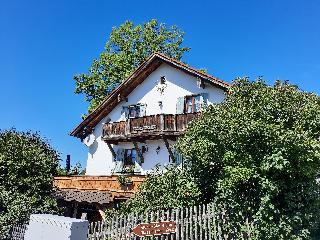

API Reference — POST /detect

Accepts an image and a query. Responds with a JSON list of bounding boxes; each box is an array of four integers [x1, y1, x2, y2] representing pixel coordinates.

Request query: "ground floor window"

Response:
[[113, 147, 143, 174], [124, 149, 137, 166]]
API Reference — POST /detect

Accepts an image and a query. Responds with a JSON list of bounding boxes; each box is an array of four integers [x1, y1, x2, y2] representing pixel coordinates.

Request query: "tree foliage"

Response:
[[117, 78, 320, 238], [177, 78, 320, 239], [56, 161, 85, 176], [74, 19, 190, 114], [120, 165, 201, 214], [0, 129, 60, 238]]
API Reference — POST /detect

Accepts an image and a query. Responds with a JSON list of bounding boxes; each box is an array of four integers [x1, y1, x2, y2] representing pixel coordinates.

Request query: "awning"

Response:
[[53, 189, 112, 204]]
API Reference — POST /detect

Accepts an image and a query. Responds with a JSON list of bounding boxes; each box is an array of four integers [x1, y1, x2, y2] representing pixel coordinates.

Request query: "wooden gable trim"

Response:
[[72, 57, 162, 139]]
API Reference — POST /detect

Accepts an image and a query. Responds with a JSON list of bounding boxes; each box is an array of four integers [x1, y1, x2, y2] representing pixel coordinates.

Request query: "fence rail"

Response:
[[88, 203, 256, 240]]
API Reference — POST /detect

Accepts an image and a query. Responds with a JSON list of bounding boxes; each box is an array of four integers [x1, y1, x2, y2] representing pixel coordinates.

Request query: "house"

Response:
[[53, 52, 230, 221]]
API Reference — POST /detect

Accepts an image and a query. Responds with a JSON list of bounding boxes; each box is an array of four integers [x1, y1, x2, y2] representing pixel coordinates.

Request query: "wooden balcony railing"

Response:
[[102, 113, 200, 142], [53, 175, 147, 200]]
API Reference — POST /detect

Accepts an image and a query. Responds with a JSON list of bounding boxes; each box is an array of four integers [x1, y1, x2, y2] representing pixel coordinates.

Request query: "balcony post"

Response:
[[173, 114, 177, 131], [126, 118, 131, 135], [160, 114, 165, 131]]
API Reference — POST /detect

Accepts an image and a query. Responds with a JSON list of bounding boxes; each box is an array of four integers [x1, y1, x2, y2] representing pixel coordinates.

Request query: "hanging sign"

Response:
[[132, 221, 176, 237]]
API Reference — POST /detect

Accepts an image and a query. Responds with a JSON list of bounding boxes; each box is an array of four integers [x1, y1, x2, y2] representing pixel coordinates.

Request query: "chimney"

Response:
[[66, 155, 71, 172]]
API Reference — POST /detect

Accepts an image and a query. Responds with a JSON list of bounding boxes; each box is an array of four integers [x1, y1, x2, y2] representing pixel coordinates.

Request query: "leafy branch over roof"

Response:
[[74, 19, 190, 114]]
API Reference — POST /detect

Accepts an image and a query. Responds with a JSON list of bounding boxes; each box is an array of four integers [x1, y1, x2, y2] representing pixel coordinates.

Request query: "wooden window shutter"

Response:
[[121, 106, 129, 120], [134, 154, 143, 173], [113, 148, 125, 173], [176, 97, 185, 114], [200, 93, 209, 110]]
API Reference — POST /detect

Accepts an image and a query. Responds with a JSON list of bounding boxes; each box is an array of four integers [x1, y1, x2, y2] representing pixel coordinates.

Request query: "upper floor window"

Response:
[[185, 95, 202, 113], [121, 103, 146, 120], [176, 93, 208, 114]]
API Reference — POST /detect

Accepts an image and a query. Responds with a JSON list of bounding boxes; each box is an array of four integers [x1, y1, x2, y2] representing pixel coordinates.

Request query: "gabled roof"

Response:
[[71, 52, 231, 139]]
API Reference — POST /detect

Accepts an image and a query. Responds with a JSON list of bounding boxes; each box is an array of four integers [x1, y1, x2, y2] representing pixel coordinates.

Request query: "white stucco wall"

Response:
[[84, 63, 226, 176]]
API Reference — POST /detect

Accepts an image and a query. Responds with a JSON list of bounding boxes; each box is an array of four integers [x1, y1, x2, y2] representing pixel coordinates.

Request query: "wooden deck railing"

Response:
[[102, 113, 199, 142], [53, 175, 147, 199]]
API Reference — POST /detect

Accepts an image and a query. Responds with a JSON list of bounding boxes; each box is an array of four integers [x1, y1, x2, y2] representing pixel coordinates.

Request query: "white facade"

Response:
[[83, 63, 226, 176]]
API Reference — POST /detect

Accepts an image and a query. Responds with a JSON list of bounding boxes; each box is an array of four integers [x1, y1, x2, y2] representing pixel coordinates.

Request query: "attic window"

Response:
[[129, 105, 140, 118]]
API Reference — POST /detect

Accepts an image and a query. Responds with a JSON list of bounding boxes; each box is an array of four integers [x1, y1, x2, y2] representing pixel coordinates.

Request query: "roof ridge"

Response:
[[154, 52, 231, 87]]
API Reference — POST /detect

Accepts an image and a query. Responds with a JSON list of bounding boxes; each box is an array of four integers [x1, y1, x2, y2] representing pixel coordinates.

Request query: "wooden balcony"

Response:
[[53, 175, 147, 200], [102, 113, 199, 143]]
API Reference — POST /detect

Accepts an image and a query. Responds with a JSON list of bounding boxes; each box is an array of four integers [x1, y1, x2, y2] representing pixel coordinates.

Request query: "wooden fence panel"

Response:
[[87, 203, 258, 240]]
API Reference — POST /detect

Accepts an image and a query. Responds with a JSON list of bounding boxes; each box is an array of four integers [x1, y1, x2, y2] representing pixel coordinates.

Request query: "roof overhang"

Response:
[[53, 189, 112, 204]]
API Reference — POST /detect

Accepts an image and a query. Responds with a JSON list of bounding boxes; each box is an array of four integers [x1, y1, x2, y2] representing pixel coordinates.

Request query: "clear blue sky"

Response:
[[1, 0, 320, 169]]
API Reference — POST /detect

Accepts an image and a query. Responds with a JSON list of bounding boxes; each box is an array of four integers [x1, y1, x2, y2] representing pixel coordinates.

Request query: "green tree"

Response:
[[120, 165, 201, 214], [74, 19, 190, 114], [56, 161, 85, 176], [0, 129, 60, 238], [177, 78, 320, 239]]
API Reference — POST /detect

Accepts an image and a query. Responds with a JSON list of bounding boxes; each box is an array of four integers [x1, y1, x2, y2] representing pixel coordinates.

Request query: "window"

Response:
[[170, 147, 184, 165], [128, 105, 140, 118], [113, 148, 142, 174], [185, 95, 202, 113], [176, 93, 208, 114], [121, 103, 146, 120], [124, 149, 137, 166]]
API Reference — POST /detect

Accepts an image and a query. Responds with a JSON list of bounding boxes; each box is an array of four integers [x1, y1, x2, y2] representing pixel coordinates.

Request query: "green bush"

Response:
[[177, 78, 320, 239], [0, 129, 60, 238], [120, 165, 201, 213]]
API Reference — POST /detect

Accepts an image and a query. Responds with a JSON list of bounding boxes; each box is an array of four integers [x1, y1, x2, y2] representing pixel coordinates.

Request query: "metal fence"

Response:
[[88, 203, 256, 240]]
